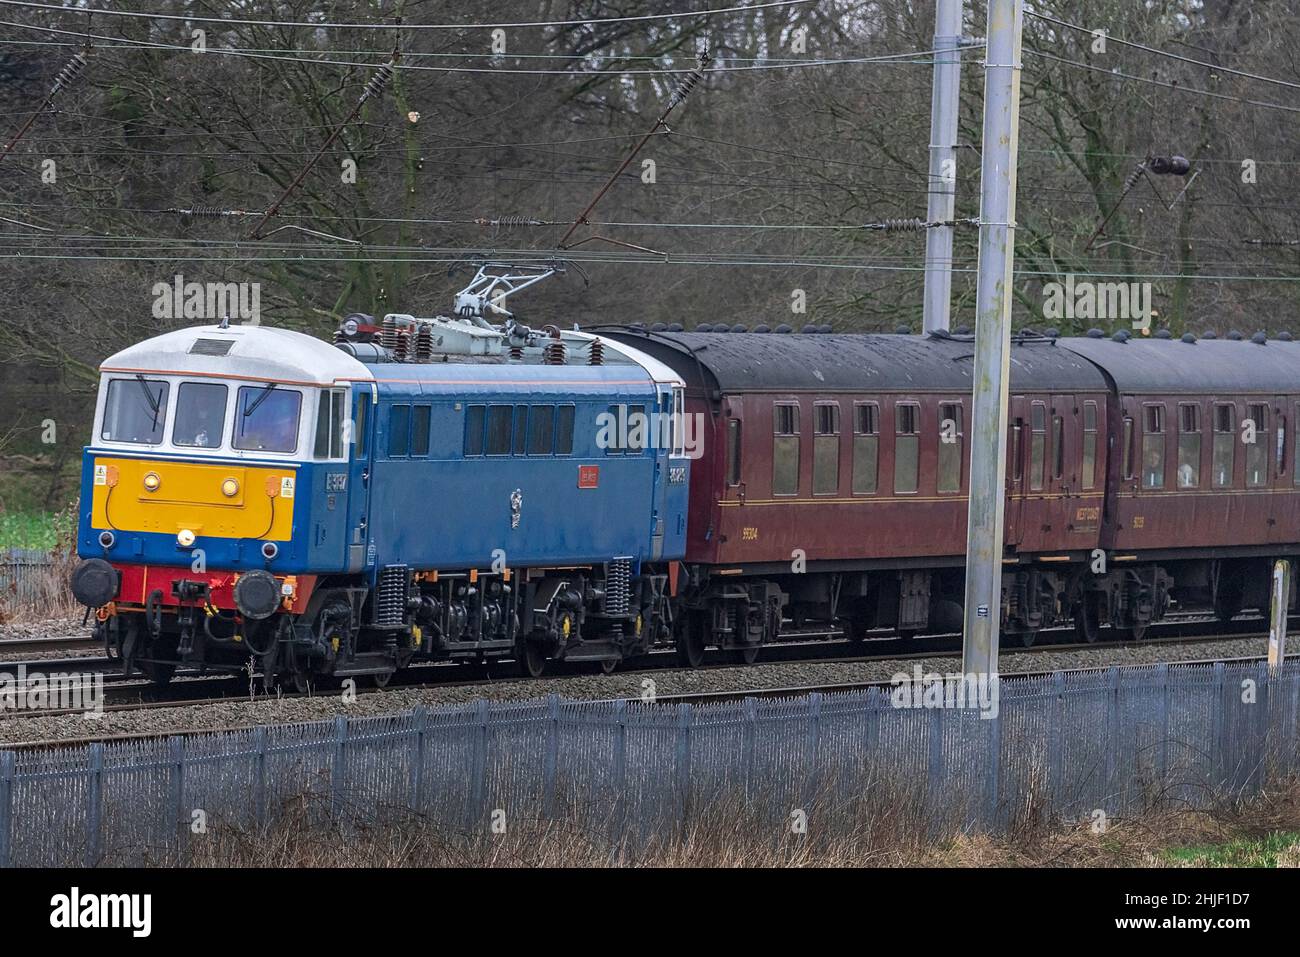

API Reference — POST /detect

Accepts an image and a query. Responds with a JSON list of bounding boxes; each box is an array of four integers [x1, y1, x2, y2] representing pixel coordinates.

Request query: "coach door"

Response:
[[345, 384, 376, 572], [1005, 396, 1028, 548]]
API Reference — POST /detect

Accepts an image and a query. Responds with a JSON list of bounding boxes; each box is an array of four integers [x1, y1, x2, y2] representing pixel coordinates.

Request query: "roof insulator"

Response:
[[1279, 331, 1294, 341], [1154, 329, 1172, 339], [752, 324, 771, 334], [731, 323, 747, 333], [1252, 331, 1268, 344], [1112, 329, 1131, 342], [1086, 328, 1104, 338], [1227, 330, 1244, 340], [775, 323, 793, 334], [1201, 330, 1217, 339], [1181, 332, 1197, 343]]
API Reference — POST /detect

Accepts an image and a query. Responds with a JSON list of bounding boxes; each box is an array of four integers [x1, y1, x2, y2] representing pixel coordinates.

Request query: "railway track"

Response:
[[0, 616, 1283, 731]]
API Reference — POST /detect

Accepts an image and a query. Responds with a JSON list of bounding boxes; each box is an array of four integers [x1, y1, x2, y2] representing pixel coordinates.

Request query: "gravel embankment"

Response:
[[0, 619, 1276, 746]]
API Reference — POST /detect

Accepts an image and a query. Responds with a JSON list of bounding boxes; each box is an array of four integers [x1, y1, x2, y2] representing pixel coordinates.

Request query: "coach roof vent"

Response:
[[1154, 329, 1172, 339], [1227, 330, 1244, 340], [1252, 331, 1268, 344], [1086, 327, 1104, 338], [1112, 329, 1131, 342], [1202, 330, 1217, 339], [1181, 333, 1197, 343], [752, 324, 771, 333], [1279, 331, 1294, 341]]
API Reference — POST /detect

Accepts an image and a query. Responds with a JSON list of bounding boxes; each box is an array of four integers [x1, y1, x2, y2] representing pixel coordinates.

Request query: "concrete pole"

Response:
[[961, 0, 1024, 676], [1268, 559, 1290, 670], [922, 0, 963, 334]]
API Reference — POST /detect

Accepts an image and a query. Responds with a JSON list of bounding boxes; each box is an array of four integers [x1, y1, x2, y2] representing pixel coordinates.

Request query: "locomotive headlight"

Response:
[[221, 478, 240, 498], [177, 528, 196, 547], [142, 471, 161, 492]]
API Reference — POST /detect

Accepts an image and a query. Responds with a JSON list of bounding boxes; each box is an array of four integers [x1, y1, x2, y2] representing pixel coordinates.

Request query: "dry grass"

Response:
[[170, 779, 1300, 868]]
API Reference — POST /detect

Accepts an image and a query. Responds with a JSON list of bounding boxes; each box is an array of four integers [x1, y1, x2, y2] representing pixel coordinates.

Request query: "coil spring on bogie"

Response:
[[605, 558, 631, 616], [375, 565, 409, 628]]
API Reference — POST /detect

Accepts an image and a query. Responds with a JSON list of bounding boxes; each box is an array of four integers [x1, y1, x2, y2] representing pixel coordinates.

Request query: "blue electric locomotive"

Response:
[[69, 313, 691, 688]]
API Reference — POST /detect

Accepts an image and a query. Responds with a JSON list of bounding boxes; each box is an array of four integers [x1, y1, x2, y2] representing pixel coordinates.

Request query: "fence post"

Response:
[[0, 751, 14, 868], [1047, 672, 1064, 811], [1253, 660, 1269, 794], [409, 707, 427, 813], [543, 694, 560, 818], [743, 697, 758, 801], [927, 703, 944, 827], [168, 736, 185, 852], [1213, 661, 1226, 791], [85, 742, 103, 867], [675, 704, 693, 828], [1156, 663, 1169, 791], [983, 699, 1001, 831], [330, 715, 347, 820], [805, 693, 823, 812], [612, 698, 627, 843], [470, 699, 489, 827], [1102, 667, 1119, 808], [253, 726, 268, 827]]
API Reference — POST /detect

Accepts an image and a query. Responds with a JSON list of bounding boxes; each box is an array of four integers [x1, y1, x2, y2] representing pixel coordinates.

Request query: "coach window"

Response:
[[938, 402, 962, 493], [772, 403, 800, 496], [852, 402, 879, 495], [1276, 412, 1286, 477], [1294, 404, 1300, 487], [312, 389, 346, 459], [464, 405, 485, 457], [234, 385, 301, 455], [102, 377, 170, 446], [1142, 404, 1166, 489], [671, 387, 686, 457], [813, 402, 840, 495], [410, 405, 430, 457], [354, 393, 369, 458], [1051, 412, 1064, 482], [1081, 401, 1098, 489], [388, 404, 411, 457], [513, 406, 529, 455], [894, 402, 920, 494], [1029, 402, 1046, 491], [529, 405, 555, 455], [1177, 403, 1201, 489], [174, 382, 227, 450], [486, 405, 512, 456], [1247, 403, 1269, 487], [555, 405, 575, 455], [1212, 404, 1235, 487], [726, 419, 742, 486], [1121, 415, 1134, 480]]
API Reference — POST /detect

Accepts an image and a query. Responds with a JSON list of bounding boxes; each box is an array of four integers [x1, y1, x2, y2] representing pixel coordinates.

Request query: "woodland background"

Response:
[[0, 0, 1291, 520]]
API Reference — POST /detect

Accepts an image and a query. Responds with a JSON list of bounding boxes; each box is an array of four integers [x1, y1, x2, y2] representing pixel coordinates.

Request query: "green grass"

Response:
[[1162, 831, 1300, 867], [0, 511, 59, 551]]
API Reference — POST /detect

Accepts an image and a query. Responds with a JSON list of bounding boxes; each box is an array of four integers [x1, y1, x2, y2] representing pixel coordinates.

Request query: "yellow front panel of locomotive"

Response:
[[91, 457, 296, 541]]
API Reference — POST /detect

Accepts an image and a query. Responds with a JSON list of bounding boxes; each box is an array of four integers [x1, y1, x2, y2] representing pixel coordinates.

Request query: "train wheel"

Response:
[[1073, 595, 1102, 644], [734, 643, 760, 665], [1019, 630, 1038, 648], [675, 614, 706, 668], [291, 670, 312, 694], [1118, 622, 1148, 642], [1214, 594, 1243, 624], [597, 657, 618, 675], [143, 660, 176, 688], [516, 634, 547, 678], [370, 670, 393, 689]]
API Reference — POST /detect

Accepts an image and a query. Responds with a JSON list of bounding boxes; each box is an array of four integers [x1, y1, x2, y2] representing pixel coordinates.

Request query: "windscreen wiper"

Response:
[[242, 383, 277, 417], [135, 374, 162, 432]]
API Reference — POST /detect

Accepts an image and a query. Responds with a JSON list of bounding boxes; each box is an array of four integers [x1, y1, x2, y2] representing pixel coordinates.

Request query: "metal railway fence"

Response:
[[1, 659, 1298, 866], [0, 548, 56, 609]]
